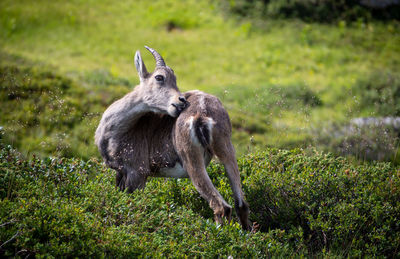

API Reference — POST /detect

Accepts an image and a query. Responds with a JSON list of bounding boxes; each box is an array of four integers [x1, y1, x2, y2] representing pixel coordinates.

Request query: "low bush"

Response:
[[0, 144, 295, 257], [1, 143, 399, 257], [221, 0, 400, 23], [242, 149, 400, 256]]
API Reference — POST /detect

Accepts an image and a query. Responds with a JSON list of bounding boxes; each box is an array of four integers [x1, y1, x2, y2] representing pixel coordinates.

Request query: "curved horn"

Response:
[[144, 46, 166, 67]]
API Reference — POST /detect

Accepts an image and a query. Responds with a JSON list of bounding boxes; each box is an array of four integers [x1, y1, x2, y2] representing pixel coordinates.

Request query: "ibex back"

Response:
[[95, 46, 251, 230]]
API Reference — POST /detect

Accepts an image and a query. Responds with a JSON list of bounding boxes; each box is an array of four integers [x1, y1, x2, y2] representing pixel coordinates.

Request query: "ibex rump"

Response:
[[95, 46, 250, 230]]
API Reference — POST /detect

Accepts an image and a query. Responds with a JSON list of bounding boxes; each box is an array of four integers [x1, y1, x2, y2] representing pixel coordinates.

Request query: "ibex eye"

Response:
[[155, 75, 164, 82]]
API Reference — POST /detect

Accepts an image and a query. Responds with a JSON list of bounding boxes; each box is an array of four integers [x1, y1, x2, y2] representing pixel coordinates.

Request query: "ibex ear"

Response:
[[134, 50, 148, 82]]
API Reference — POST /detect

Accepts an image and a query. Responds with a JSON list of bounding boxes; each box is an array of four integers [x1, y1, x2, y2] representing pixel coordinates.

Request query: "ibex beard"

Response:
[[95, 46, 251, 230]]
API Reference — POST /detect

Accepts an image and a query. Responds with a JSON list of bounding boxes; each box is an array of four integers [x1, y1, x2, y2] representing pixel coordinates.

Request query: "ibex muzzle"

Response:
[[95, 46, 251, 231]]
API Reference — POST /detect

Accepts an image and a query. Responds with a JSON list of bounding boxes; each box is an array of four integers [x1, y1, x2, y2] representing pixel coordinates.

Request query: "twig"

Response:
[[0, 231, 19, 248], [0, 220, 15, 227], [16, 249, 28, 255]]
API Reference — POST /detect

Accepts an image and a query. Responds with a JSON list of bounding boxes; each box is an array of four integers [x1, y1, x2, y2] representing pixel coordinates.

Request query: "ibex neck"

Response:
[[99, 90, 151, 135]]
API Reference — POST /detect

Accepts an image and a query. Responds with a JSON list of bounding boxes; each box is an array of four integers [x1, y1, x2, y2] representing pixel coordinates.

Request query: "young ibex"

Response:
[[95, 46, 250, 230]]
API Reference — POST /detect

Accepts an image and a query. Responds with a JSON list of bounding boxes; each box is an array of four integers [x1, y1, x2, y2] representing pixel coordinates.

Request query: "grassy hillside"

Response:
[[1, 1, 400, 257], [1, 0, 399, 161], [1, 143, 399, 257]]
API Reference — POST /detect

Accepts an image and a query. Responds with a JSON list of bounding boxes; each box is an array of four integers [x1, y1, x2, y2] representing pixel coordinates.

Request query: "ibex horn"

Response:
[[144, 46, 166, 67]]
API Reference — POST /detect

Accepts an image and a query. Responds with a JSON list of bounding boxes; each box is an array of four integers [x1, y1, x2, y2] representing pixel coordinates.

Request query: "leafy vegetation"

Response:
[[0, 1, 400, 256], [1, 144, 399, 257], [221, 0, 400, 23]]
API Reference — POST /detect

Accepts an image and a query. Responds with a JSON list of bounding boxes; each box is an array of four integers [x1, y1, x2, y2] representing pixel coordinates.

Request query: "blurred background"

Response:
[[0, 0, 399, 163]]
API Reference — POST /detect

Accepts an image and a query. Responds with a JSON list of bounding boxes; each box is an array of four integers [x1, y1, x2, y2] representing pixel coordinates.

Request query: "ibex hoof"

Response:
[[214, 205, 232, 225]]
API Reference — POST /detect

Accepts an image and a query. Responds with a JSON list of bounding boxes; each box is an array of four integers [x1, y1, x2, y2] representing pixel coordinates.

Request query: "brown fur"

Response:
[[95, 47, 251, 230]]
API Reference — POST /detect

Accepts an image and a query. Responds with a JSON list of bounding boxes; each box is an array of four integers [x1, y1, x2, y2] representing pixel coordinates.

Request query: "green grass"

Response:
[[0, 0, 400, 158], [0, 59, 130, 160]]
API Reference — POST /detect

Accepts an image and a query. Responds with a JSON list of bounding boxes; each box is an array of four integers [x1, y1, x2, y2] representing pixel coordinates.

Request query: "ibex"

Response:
[[95, 46, 250, 230]]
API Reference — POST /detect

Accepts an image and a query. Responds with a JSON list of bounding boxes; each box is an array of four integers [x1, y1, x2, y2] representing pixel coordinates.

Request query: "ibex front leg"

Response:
[[116, 164, 148, 193], [178, 146, 232, 225]]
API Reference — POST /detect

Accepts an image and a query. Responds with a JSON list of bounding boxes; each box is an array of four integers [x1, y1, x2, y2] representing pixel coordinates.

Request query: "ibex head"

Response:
[[134, 46, 187, 117]]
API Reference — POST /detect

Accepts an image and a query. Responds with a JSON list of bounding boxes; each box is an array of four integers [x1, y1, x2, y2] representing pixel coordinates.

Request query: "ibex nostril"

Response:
[[179, 96, 186, 103]]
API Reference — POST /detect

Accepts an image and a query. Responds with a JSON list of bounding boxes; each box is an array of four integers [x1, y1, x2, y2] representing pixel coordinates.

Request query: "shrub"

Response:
[[3, 143, 398, 257], [0, 144, 295, 257], [221, 0, 400, 23], [241, 149, 400, 256]]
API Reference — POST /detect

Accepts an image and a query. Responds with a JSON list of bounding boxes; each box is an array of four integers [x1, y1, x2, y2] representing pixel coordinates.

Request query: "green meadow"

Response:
[[1, 0, 399, 160]]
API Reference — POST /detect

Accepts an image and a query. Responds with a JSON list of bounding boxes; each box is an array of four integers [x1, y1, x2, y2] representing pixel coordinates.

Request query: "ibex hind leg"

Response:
[[178, 146, 232, 225], [213, 139, 251, 231]]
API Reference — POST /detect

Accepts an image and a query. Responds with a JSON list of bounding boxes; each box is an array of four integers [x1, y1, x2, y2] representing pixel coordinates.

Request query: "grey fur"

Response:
[[134, 51, 148, 81], [95, 47, 251, 230]]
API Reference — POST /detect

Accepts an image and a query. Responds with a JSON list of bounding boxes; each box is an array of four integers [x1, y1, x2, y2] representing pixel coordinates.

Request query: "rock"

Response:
[[350, 117, 400, 131]]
